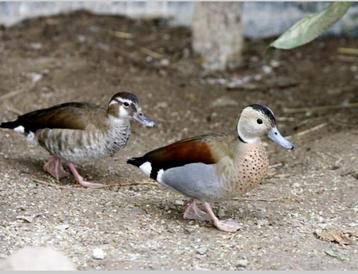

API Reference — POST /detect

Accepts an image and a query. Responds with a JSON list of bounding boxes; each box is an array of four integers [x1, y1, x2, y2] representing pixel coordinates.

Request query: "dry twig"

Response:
[[337, 47, 358, 56], [0, 89, 28, 101], [110, 30, 133, 39], [140, 47, 163, 59], [287, 123, 327, 139], [31, 178, 69, 189]]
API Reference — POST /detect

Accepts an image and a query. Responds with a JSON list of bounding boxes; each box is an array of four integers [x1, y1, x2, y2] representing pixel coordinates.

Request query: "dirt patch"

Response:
[[0, 11, 357, 270]]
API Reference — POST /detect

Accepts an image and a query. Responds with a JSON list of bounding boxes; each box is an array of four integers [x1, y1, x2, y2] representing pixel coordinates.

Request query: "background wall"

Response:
[[0, 1, 357, 38]]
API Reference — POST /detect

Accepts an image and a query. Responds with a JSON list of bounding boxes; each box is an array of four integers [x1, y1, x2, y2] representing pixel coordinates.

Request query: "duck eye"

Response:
[[257, 118, 263, 124], [123, 102, 130, 107]]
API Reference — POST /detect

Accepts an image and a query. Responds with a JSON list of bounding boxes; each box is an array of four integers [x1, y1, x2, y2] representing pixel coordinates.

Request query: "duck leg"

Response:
[[183, 199, 211, 221], [67, 163, 104, 189], [43, 157, 69, 180], [203, 202, 241, 232]]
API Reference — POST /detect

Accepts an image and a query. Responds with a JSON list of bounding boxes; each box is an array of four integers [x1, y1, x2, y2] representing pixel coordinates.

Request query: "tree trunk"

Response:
[[192, 2, 243, 72]]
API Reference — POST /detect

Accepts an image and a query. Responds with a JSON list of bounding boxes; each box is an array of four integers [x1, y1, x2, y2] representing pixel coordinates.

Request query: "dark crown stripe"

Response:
[[113, 92, 139, 104], [249, 104, 276, 124]]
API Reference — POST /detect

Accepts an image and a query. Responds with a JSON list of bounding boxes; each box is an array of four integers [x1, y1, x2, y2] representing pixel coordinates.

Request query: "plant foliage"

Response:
[[266, 2, 352, 59]]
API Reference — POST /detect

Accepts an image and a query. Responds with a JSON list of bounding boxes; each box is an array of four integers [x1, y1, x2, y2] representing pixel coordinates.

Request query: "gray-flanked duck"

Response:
[[128, 104, 293, 232]]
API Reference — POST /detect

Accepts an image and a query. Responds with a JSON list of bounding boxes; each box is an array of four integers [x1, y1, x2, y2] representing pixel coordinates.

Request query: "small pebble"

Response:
[[160, 59, 170, 66], [77, 35, 86, 43], [56, 224, 70, 231], [256, 219, 269, 227], [270, 60, 280, 68], [30, 43, 42, 50], [145, 56, 153, 63], [254, 74, 262, 81], [92, 248, 105, 260], [262, 65, 272, 74], [30, 73, 42, 83], [174, 200, 184, 206], [352, 204, 358, 212], [237, 256, 248, 267], [196, 247, 207, 255]]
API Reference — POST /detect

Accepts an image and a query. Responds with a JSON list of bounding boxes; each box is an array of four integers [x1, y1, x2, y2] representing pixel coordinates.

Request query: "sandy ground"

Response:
[[0, 11, 357, 270]]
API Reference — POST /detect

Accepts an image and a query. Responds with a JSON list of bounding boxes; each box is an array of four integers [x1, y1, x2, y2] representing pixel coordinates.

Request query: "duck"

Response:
[[1, 91, 154, 188], [127, 104, 294, 232]]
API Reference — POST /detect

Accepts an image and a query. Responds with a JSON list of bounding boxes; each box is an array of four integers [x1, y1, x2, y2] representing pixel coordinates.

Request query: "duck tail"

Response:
[[127, 156, 146, 167], [0, 120, 19, 129]]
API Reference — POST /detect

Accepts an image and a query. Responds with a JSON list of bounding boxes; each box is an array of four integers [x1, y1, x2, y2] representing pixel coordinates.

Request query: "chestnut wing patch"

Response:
[[128, 135, 218, 179], [1, 102, 95, 133]]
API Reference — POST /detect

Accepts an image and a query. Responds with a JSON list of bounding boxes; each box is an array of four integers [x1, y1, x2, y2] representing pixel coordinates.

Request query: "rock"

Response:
[[0, 247, 76, 270], [92, 248, 105, 260]]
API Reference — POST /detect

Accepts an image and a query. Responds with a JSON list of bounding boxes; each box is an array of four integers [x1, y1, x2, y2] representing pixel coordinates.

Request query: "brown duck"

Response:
[[1, 91, 154, 188]]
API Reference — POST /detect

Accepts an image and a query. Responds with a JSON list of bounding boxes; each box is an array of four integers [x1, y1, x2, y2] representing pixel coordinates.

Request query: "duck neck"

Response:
[[106, 114, 130, 131]]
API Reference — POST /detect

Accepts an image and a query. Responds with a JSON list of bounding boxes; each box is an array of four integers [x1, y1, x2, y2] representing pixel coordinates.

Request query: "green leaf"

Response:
[[266, 2, 352, 57]]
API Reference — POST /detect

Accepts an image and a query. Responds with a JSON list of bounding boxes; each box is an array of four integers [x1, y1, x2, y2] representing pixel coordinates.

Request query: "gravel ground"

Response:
[[0, 11, 357, 270]]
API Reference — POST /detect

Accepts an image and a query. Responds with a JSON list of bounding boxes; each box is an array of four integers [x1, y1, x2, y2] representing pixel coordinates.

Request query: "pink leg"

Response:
[[183, 199, 210, 221], [203, 202, 241, 232], [67, 163, 104, 189], [43, 157, 69, 180]]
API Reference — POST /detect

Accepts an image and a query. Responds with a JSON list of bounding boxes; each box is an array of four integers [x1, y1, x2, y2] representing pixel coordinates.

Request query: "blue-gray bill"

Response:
[[268, 127, 294, 150], [134, 113, 155, 128]]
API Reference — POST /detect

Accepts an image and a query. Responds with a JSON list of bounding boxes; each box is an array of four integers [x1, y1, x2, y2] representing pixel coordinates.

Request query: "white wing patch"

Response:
[[157, 169, 164, 183], [13, 126, 37, 144], [14, 126, 25, 134], [139, 161, 152, 176]]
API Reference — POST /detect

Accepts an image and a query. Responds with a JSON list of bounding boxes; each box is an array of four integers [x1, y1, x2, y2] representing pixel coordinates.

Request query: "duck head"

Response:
[[237, 104, 294, 150], [107, 91, 155, 127]]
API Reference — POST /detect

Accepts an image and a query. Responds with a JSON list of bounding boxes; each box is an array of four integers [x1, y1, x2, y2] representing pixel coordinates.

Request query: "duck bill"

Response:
[[133, 112, 155, 128], [268, 127, 294, 150]]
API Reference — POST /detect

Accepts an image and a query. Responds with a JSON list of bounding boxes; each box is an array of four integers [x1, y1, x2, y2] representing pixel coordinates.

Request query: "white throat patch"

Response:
[[119, 105, 129, 118]]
